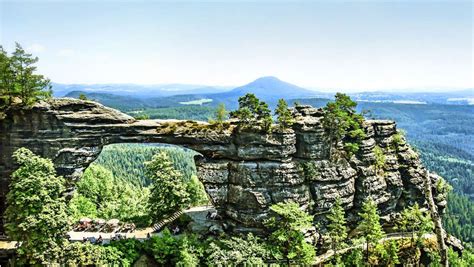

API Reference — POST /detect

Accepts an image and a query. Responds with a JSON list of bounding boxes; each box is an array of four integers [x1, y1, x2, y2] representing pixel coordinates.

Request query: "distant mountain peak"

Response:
[[224, 76, 319, 100]]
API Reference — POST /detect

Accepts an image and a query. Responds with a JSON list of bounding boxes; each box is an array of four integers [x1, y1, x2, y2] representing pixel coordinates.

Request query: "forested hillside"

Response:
[[95, 144, 198, 187]]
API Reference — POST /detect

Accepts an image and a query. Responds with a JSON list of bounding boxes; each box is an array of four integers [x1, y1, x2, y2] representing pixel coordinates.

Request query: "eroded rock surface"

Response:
[[0, 99, 446, 230]]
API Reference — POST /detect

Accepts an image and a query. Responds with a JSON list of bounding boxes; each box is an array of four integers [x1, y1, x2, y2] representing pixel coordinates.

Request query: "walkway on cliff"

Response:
[[312, 232, 436, 265]]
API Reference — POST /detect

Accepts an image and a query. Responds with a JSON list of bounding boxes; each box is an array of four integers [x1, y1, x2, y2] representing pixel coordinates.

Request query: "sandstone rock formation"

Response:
[[0, 99, 446, 231]]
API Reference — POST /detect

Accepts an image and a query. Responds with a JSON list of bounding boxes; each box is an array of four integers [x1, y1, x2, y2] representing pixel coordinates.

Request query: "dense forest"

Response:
[[95, 144, 199, 187]]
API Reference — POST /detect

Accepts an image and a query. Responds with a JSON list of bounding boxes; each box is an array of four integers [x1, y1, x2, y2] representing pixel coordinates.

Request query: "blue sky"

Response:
[[1, 0, 472, 91]]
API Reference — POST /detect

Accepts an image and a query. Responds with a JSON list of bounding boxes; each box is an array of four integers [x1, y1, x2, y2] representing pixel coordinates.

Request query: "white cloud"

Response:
[[26, 43, 45, 53], [57, 48, 76, 57]]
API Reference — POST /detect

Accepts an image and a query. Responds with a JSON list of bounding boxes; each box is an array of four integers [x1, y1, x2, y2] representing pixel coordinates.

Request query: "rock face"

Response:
[[0, 99, 446, 230]]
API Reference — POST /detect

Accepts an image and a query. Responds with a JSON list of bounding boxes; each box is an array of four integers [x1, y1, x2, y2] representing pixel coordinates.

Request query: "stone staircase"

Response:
[[152, 210, 184, 232]]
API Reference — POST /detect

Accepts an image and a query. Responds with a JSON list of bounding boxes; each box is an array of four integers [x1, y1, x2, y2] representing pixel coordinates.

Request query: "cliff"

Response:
[[0, 98, 447, 230]]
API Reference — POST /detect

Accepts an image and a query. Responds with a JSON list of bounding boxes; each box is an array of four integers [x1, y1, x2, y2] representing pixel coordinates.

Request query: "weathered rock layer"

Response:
[[0, 99, 445, 230]]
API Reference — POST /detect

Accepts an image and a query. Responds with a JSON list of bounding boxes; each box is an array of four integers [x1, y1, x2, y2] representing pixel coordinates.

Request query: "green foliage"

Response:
[[447, 247, 474, 267], [326, 198, 348, 250], [62, 242, 126, 266], [106, 238, 144, 265], [398, 203, 434, 246], [145, 151, 192, 221], [134, 113, 150, 120], [322, 93, 366, 158], [342, 248, 365, 267], [214, 103, 228, 127], [69, 164, 150, 225], [357, 198, 385, 264], [373, 145, 386, 175], [391, 130, 406, 149], [205, 233, 270, 266], [68, 194, 98, 219], [187, 174, 210, 206], [230, 93, 273, 132], [358, 198, 385, 244], [275, 98, 294, 129], [144, 228, 201, 266], [264, 201, 316, 264], [299, 161, 319, 179], [443, 193, 474, 244], [0, 43, 51, 109], [127, 106, 217, 121], [382, 241, 400, 266], [4, 148, 69, 265], [95, 144, 198, 187], [78, 93, 88, 100]]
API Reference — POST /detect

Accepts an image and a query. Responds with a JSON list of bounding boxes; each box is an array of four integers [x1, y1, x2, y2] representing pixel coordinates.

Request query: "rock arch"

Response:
[[0, 98, 444, 230]]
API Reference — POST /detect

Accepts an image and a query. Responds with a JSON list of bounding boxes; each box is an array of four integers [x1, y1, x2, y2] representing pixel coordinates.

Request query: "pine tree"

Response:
[[322, 93, 365, 158], [145, 151, 191, 220], [383, 240, 400, 266], [9, 43, 51, 106], [214, 103, 228, 129], [264, 201, 316, 264], [326, 197, 348, 250], [230, 93, 273, 132], [275, 98, 294, 130], [399, 203, 434, 246], [78, 93, 88, 100], [357, 198, 385, 263], [0, 46, 14, 109], [4, 148, 69, 264]]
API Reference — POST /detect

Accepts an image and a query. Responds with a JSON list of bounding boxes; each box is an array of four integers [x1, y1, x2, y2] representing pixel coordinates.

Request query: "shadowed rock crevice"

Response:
[[0, 99, 446, 230]]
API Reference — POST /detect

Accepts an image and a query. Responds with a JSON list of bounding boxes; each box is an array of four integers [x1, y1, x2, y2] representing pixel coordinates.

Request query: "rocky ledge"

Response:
[[0, 99, 447, 230]]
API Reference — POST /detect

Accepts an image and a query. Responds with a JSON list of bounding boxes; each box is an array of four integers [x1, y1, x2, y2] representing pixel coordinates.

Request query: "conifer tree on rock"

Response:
[[230, 93, 273, 132], [326, 197, 348, 250], [322, 93, 365, 158], [357, 198, 385, 264], [0, 43, 51, 109], [275, 98, 295, 130], [264, 201, 315, 264]]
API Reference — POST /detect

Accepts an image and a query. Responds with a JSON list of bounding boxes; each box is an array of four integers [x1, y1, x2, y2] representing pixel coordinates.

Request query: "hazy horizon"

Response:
[[1, 0, 472, 92]]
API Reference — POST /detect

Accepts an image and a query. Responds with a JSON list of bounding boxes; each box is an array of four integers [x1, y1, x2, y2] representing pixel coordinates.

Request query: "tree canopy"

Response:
[[145, 151, 192, 220], [275, 98, 294, 130], [230, 93, 273, 132], [0, 43, 51, 109], [4, 148, 69, 264], [322, 93, 365, 158], [264, 201, 315, 264], [326, 197, 348, 250]]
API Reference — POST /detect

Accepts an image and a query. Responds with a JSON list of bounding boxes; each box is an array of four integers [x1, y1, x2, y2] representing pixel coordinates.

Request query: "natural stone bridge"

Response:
[[0, 98, 445, 230]]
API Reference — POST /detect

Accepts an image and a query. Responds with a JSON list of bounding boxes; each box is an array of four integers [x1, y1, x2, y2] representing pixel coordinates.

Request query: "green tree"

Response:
[[215, 103, 228, 126], [264, 201, 315, 264], [322, 93, 365, 158], [230, 93, 273, 132], [397, 203, 434, 264], [8, 43, 51, 106], [145, 151, 191, 220], [398, 203, 434, 248], [383, 240, 400, 266], [357, 198, 385, 264], [78, 93, 88, 100], [326, 198, 348, 250], [373, 145, 386, 175], [275, 98, 294, 130], [0, 46, 15, 109], [4, 148, 69, 264], [343, 248, 364, 267]]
